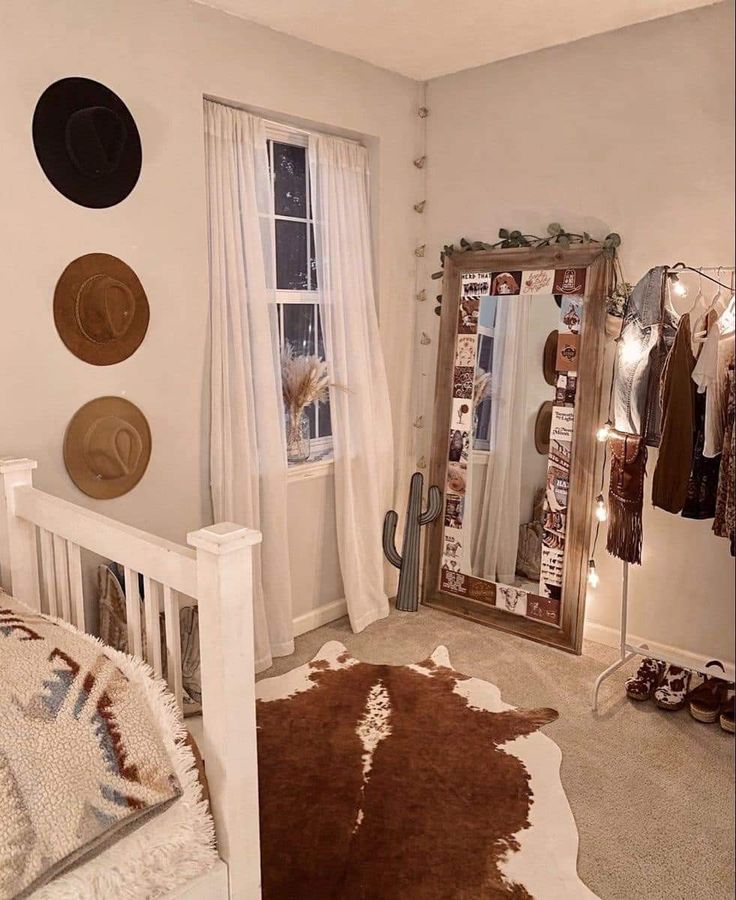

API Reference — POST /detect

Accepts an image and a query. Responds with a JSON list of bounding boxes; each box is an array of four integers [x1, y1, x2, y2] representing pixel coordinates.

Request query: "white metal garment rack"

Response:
[[591, 560, 736, 710], [591, 262, 736, 711], [591, 562, 646, 711]]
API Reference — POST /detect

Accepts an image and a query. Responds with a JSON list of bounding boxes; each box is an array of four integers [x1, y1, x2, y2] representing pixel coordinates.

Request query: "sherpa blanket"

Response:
[[0, 601, 183, 898]]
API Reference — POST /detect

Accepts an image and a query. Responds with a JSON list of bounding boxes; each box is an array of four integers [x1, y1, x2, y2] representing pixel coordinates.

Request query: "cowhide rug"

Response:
[[256, 642, 597, 900]]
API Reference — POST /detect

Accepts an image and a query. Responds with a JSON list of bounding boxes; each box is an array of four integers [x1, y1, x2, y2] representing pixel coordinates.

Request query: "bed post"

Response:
[[0, 458, 41, 609], [187, 522, 263, 900]]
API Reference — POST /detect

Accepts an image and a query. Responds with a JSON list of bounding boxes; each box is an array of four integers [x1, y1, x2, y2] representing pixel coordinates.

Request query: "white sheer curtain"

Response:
[[471, 296, 531, 584], [204, 99, 294, 673], [309, 134, 394, 632]]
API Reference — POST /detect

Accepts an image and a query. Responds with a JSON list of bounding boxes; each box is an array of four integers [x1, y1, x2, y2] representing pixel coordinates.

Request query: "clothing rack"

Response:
[[592, 260, 736, 710], [668, 262, 735, 291]]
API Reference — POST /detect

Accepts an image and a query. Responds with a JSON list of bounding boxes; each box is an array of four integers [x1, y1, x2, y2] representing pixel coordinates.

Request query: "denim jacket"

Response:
[[613, 266, 677, 446]]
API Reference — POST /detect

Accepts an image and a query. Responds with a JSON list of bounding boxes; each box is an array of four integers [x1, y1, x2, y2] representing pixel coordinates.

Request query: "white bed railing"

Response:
[[0, 458, 262, 899]]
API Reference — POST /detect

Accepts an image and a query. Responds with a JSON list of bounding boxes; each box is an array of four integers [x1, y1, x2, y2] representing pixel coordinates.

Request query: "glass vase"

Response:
[[286, 410, 310, 464]]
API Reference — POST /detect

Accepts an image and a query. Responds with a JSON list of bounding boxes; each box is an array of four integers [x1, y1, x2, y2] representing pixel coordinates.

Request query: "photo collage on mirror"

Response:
[[440, 267, 587, 627], [535, 269, 586, 624]]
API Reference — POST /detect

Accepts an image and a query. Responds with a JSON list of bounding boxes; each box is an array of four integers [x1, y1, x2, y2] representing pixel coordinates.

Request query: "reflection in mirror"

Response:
[[441, 268, 587, 627], [466, 293, 561, 594]]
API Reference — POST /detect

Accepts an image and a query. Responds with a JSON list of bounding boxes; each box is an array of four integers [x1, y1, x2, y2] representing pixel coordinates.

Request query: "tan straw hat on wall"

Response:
[[63, 396, 151, 498], [54, 253, 149, 365], [534, 400, 554, 456]]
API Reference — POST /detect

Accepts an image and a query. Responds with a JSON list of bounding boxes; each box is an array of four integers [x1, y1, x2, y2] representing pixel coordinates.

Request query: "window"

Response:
[[264, 130, 332, 462], [473, 296, 497, 452], [473, 333, 493, 451]]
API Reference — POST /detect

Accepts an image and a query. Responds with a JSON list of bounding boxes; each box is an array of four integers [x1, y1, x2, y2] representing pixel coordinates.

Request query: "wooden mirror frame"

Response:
[[423, 246, 614, 654]]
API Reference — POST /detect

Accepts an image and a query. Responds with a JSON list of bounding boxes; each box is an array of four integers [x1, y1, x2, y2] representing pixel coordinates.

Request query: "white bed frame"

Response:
[[0, 458, 261, 899]]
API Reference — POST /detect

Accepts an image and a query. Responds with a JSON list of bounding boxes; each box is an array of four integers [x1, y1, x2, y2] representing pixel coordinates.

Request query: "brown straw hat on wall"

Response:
[[543, 330, 558, 386], [54, 253, 149, 365], [534, 401, 554, 455], [63, 397, 151, 499]]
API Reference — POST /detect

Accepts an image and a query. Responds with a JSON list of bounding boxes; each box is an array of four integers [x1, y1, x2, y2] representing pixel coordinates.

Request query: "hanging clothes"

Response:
[[681, 390, 721, 519], [682, 309, 721, 519], [652, 313, 695, 513], [645, 303, 680, 448], [607, 433, 647, 565], [613, 266, 672, 445], [609, 267, 671, 564], [713, 362, 735, 556], [692, 318, 736, 458]]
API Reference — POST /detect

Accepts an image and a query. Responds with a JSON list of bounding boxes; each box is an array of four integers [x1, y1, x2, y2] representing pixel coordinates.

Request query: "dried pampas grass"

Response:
[[474, 369, 492, 404], [281, 344, 331, 420]]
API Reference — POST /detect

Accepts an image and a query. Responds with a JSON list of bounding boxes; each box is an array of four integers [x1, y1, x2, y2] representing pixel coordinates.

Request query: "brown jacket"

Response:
[[652, 313, 695, 513]]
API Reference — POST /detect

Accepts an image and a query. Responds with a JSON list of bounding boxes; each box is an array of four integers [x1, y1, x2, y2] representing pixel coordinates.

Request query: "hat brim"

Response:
[[33, 77, 141, 209], [63, 396, 151, 499], [54, 253, 149, 365], [534, 401, 553, 455], [543, 330, 558, 386]]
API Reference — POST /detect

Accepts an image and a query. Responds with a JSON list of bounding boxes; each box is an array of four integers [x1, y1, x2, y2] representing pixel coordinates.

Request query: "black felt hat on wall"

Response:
[[32, 77, 142, 208]]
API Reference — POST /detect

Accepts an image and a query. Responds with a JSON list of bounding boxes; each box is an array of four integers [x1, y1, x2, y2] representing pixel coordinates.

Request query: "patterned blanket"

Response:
[[0, 601, 181, 899]]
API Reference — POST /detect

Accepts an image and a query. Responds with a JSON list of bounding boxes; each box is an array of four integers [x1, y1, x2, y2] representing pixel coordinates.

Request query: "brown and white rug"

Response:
[[256, 642, 597, 899]]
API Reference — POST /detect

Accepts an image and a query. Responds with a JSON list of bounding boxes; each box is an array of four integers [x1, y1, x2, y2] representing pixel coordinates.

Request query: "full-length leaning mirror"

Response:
[[424, 246, 613, 653]]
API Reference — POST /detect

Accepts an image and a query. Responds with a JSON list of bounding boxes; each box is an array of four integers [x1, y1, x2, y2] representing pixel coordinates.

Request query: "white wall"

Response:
[[424, 1, 735, 663], [0, 0, 421, 622]]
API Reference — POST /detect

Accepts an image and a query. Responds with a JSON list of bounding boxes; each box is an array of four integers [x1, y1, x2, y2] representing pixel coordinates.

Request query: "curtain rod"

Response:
[[260, 116, 362, 146], [204, 96, 361, 146]]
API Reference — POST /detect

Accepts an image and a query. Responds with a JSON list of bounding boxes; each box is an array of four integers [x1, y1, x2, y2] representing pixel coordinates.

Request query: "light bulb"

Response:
[[587, 559, 600, 589], [595, 494, 608, 522], [596, 422, 611, 442], [672, 279, 687, 297]]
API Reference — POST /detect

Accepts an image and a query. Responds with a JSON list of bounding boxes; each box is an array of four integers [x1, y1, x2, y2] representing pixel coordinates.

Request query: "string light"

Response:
[[587, 559, 600, 588], [672, 275, 687, 297], [589, 260, 631, 593], [595, 494, 608, 522]]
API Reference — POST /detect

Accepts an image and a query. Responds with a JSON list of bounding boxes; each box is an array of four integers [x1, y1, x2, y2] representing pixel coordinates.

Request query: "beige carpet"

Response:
[[261, 606, 735, 900]]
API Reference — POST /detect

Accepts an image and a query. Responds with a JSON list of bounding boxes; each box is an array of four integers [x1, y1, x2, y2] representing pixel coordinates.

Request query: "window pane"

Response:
[[316, 305, 326, 359], [275, 219, 309, 290], [478, 334, 493, 372], [282, 303, 316, 355], [304, 402, 316, 438], [319, 397, 332, 436], [278, 303, 332, 443], [475, 398, 492, 448], [273, 142, 307, 217], [309, 223, 318, 291]]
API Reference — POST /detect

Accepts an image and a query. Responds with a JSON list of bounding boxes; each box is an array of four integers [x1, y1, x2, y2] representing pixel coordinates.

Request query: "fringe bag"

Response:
[[607, 433, 648, 564]]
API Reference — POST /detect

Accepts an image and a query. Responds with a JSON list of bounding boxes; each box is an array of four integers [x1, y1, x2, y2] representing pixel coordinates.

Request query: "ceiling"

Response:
[[194, 0, 720, 80]]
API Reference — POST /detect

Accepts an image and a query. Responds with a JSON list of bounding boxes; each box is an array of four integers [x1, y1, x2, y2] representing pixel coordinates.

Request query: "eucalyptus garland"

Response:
[[431, 224, 621, 315]]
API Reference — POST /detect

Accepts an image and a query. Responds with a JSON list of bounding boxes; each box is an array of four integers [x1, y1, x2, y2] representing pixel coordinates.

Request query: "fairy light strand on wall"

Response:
[[411, 82, 430, 471]]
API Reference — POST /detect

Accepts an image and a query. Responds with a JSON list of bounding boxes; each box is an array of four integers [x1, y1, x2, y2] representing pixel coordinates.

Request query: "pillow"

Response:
[[0, 600, 182, 898]]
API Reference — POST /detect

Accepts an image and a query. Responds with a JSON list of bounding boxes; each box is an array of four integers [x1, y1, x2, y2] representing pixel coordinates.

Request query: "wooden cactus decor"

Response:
[[383, 471, 442, 612]]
